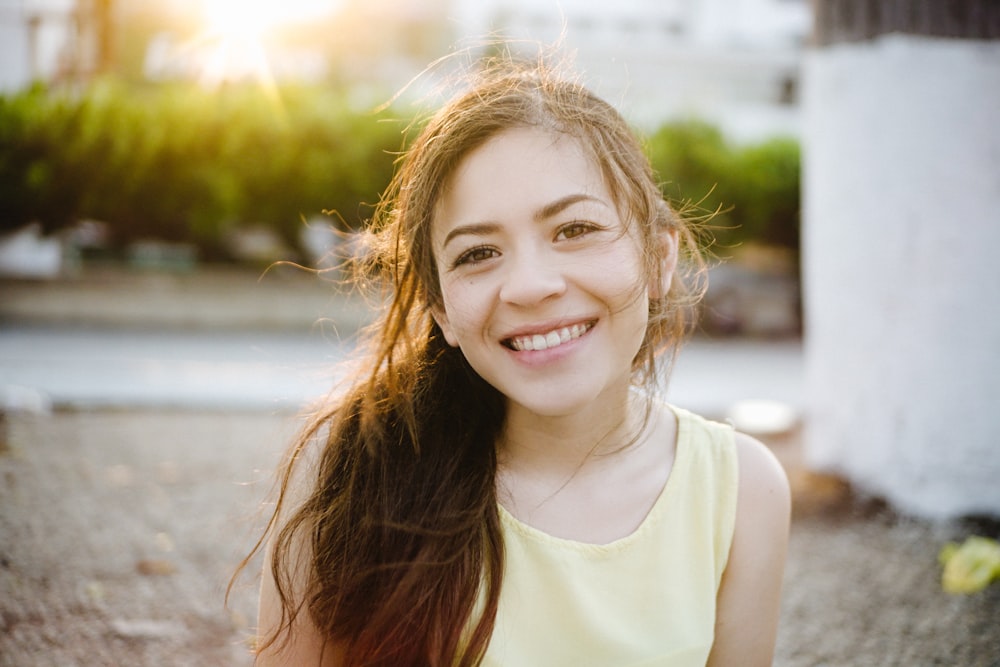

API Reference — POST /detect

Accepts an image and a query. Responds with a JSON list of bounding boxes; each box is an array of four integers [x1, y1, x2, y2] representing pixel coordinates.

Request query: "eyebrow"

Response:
[[534, 193, 607, 223], [441, 193, 608, 249]]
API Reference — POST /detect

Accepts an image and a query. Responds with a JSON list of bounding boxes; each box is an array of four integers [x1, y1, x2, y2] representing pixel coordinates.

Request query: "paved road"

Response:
[[3, 325, 803, 425], [2, 325, 349, 412]]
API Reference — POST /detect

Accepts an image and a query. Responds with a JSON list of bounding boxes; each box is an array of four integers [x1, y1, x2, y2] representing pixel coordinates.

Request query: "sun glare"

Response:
[[202, 1, 268, 41], [192, 0, 338, 85], [201, 0, 337, 40]]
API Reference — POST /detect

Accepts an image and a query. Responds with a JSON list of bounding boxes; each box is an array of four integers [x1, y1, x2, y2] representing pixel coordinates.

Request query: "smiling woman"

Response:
[[235, 52, 790, 667]]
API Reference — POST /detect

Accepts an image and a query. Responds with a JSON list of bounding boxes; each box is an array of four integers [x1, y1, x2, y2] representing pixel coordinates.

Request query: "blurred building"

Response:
[[0, 0, 111, 91], [1, 0, 810, 139], [450, 0, 811, 139]]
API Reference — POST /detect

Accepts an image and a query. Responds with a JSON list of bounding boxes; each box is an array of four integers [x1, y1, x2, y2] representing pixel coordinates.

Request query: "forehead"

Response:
[[432, 127, 613, 238]]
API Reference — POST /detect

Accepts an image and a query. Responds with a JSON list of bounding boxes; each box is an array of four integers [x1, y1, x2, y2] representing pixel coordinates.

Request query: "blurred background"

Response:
[[0, 0, 803, 320], [1, 1, 998, 665], [0, 0, 806, 408]]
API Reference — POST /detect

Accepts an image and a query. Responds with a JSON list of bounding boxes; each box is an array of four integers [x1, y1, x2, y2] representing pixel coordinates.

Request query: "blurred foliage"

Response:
[[1, 84, 799, 260], [0, 80, 402, 258], [646, 120, 800, 253]]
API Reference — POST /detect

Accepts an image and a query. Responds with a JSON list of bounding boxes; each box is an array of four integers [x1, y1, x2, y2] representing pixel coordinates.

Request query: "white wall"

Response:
[[0, 0, 77, 92], [0, 1, 30, 90], [802, 35, 1000, 519]]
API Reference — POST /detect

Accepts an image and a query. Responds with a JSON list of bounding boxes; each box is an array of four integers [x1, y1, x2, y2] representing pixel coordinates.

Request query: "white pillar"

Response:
[[802, 35, 1000, 519]]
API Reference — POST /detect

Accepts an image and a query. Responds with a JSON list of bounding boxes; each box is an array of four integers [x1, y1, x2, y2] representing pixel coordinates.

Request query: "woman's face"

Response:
[[430, 126, 661, 420]]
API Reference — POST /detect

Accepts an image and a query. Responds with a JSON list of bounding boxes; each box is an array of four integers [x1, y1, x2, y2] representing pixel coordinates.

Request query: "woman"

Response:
[[243, 54, 790, 666]]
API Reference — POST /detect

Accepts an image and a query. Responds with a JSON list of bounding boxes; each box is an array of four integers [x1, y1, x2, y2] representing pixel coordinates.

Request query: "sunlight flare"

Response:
[[191, 0, 338, 86]]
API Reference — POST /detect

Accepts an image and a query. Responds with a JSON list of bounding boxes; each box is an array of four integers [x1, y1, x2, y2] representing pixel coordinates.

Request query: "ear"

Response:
[[649, 228, 679, 299], [431, 304, 460, 347]]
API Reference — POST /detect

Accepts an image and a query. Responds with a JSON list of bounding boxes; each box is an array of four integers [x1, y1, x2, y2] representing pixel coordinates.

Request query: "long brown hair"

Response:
[[236, 50, 706, 667]]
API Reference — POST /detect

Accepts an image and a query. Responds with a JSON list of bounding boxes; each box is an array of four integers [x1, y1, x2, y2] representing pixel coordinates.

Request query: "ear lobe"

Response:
[[431, 306, 460, 347], [649, 229, 679, 299]]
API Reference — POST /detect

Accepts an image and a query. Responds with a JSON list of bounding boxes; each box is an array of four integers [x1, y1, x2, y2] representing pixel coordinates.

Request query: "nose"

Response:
[[498, 249, 567, 306]]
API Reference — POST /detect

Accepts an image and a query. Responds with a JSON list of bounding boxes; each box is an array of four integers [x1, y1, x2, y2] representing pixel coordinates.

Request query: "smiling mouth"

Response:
[[504, 322, 594, 352]]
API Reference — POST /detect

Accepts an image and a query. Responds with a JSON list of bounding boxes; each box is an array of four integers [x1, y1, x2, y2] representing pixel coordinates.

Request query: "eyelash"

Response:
[[556, 221, 600, 240], [450, 221, 602, 269], [452, 245, 498, 268]]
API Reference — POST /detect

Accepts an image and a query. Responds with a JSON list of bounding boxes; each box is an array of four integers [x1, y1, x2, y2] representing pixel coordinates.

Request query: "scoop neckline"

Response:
[[496, 403, 689, 553]]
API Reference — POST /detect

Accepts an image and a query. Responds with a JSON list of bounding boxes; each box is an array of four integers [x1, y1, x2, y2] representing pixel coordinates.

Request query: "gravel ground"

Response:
[[1, 409, 997, 667], [0, 409, 289, 667]]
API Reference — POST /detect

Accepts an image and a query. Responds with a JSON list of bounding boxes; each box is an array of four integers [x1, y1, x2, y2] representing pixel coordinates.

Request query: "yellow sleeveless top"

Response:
[[481, 405, 738, 667]]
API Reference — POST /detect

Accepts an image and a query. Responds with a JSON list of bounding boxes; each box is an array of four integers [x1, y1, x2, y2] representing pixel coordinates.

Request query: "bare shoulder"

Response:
[[707, 431, 790, 667], [733, 431, 791, 519], [730, 431, 790, 568]]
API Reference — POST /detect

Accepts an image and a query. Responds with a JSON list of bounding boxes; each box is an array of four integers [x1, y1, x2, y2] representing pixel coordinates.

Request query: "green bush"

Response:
[[0, 84, 799, 260], [646, 120, 800, 253], [0, 85, 88, 233], [0, 80, 402, 258]]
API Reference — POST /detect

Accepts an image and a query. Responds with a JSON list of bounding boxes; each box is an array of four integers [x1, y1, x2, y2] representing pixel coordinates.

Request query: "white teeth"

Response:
[[509, 323, 591, 352]]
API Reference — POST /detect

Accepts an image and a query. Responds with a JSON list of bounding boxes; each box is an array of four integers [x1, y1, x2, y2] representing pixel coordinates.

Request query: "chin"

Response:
[[504, 391, 601, 420]]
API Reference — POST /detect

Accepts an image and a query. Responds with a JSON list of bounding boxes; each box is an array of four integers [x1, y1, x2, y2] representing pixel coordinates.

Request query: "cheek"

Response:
[[584, 243, 648, 295], [438, 280, 486, 337]]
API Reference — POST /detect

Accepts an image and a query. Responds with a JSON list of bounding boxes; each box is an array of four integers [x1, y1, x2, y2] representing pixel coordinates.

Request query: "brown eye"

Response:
[[453, 245, 498, 268], [556, 222, 597, 241]]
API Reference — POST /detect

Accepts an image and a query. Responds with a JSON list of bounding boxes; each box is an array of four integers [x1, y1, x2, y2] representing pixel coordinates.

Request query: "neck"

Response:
[[497, 387, 649, 477]]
